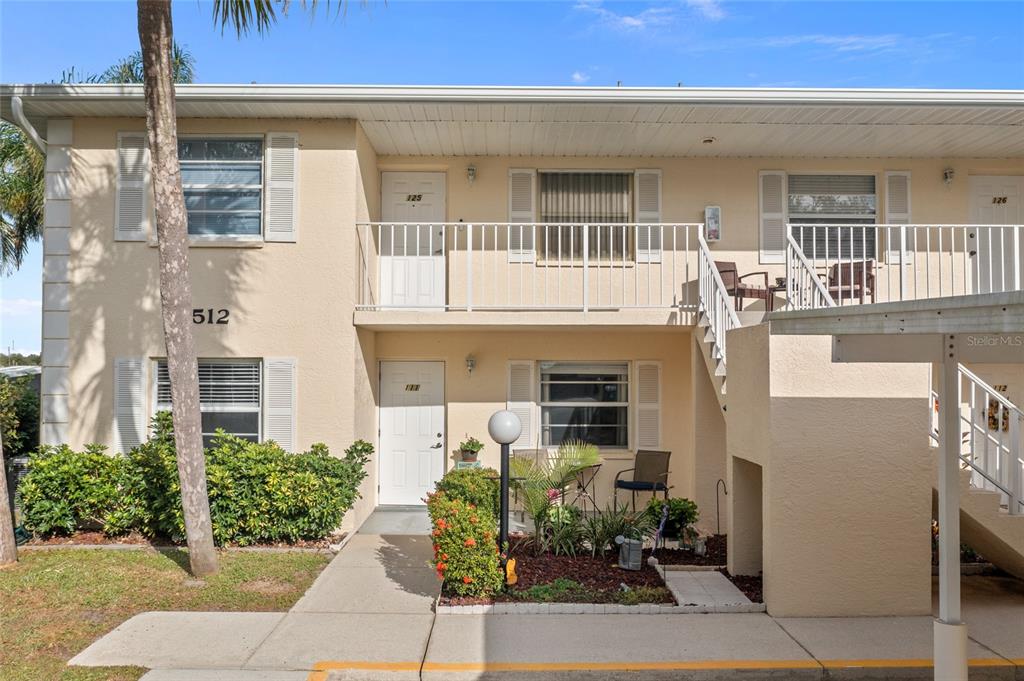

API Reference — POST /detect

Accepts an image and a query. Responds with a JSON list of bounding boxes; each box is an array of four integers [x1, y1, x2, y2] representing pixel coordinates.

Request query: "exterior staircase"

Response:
[[695, 235, 738, 411], [931, 365, 1024, 579]]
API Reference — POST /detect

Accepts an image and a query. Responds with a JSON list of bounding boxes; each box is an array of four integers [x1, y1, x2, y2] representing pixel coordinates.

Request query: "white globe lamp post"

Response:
[[488, 410, 521, 553]]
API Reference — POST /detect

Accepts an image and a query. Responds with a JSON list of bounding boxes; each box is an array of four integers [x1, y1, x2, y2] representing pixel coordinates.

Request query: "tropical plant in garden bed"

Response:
[[510, 440, 601, 553]]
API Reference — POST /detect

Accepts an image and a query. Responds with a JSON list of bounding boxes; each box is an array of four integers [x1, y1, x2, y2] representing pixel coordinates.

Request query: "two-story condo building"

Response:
[[2, 84, 1022, 618]]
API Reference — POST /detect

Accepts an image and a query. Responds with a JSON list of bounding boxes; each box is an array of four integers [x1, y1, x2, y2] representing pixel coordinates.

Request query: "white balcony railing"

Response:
[[784, 223, 1024, 310], [357, 223, 702, 312], [931, 364, 1023, 514], [697, 234, 742, 368]]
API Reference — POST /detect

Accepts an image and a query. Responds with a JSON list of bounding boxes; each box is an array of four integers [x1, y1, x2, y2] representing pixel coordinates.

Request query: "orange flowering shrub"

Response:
[[426, 490, 503, 597]]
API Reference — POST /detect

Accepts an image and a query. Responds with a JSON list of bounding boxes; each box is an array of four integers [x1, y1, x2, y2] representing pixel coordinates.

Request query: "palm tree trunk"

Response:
[[0, 432, 17, 566], [137, 0, 217, 577]]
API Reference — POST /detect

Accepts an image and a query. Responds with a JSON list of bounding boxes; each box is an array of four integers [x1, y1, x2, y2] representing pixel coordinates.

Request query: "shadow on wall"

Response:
[[70, 143, 255, 448]]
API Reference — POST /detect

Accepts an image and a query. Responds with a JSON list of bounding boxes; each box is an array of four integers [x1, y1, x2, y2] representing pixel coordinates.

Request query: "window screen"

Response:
[[178, 138, 263, 237], [540, 361, 629, 447], [789, 174, 877, 259], [156, 359, 261, 448]]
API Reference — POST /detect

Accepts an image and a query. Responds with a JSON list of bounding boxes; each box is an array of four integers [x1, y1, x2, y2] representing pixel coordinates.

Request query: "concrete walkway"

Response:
[[69, 510, 1024, 680]]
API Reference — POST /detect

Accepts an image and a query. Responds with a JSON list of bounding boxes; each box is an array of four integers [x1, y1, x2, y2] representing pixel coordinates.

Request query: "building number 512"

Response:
[[193, 308, 229, 325]]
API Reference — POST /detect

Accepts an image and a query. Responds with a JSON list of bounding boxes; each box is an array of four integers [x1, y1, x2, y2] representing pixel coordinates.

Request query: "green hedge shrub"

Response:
[[426, 489, 503, 598], [19, 412, 372, 546], [17, 444, 123, 535], [0, 375, 40, 458], [433, 467, 499, 521]]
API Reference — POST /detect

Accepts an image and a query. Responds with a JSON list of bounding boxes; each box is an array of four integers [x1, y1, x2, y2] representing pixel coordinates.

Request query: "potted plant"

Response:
[[458, 435, 484, 462], [646, 497, 700, 544]]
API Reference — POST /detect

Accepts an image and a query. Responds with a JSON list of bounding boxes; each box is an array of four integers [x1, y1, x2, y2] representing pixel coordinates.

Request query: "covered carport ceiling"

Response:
[[2, 84, 1023, 158]]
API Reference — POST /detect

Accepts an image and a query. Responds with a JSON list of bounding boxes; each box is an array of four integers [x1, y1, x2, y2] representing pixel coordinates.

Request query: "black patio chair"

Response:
[[613, 450, 671, 511]]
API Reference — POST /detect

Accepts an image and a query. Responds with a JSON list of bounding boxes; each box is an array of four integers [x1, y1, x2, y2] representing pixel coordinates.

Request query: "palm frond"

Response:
[[97, 41, 196, 84], [212, 0, 349, 37], [0, 122, 44, 274]]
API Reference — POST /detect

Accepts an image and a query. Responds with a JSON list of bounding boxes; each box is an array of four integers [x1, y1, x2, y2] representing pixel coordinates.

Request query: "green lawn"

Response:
[[0, 548, 330, 681]]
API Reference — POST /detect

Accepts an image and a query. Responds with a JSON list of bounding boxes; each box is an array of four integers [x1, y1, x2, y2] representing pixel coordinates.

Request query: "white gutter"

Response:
[[10, 95, 46, 153], [3, 83, 1024, 107]]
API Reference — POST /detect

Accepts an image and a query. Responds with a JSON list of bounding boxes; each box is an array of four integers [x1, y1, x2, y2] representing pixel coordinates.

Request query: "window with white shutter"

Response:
[[885, 171, 912, 261], [759, 170, 787, 263], [507, 361, 536, 449], [634, 169, 662, 263], [508, 169, 536, 263], [264, 133, 298, 242], [114, 357, 147, 452], [263, 357, 297, 451], [156, 359, 263, 448], [635, 361, 661, 449], [115, 133, 151, 241]]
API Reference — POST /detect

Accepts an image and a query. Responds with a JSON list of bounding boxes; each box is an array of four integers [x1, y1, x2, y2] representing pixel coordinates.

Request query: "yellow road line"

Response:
[[307, 656, 1021, 679]]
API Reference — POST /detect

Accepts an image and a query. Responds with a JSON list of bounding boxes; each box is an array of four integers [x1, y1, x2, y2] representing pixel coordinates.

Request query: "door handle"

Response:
[[431, 442, 443, 449]]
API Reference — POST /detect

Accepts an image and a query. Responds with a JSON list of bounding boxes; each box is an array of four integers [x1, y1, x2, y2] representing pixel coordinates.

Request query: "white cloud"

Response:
[[685, 0, 725, 21], [0, 298, 41, 317], [571, 71, 591, 84], [574, 1, 677, 33]]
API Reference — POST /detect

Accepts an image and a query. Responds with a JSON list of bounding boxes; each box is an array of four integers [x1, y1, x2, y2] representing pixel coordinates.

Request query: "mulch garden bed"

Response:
[[440, 536, 675, 606], [644, 534, 727, 566], [719, 569, 763, 603], [23, 530, 336, 550]]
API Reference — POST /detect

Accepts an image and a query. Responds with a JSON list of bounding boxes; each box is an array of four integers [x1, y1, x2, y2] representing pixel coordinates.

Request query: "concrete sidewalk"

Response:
[[69, 513, 1024, 681]]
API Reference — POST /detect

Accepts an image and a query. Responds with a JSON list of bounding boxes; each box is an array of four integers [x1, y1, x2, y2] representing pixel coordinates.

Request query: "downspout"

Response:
[[10, 96, 47, 154]]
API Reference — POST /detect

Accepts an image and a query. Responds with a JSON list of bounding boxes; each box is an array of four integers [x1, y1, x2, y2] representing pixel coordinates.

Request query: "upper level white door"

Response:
[[380, 172, 446, 308], [970, 176, 1024, 293], [379, 361, 445, 506]]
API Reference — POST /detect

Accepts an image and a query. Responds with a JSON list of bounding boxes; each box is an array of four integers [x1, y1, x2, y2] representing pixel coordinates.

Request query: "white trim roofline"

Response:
[[2, 83, 1024, 107]]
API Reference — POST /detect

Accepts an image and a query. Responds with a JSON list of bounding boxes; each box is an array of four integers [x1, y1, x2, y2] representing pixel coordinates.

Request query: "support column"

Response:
[[935, 334, 967, 681], [40, 119, 72, 447]]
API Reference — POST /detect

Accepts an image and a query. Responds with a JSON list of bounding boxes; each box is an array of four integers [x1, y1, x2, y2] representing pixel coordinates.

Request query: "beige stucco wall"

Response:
[[65, 116, 382, 529], [56, 114, 1020, 544], [377, 155, 1024, 311], [726, 324, 934, 617], [372, 329, 708, 512]]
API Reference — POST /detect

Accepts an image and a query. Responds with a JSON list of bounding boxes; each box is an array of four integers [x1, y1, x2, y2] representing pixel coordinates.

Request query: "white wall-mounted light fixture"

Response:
[[466, 355, 476, 375], [467, 164, 477, 185], [943, 167, 955, 186]]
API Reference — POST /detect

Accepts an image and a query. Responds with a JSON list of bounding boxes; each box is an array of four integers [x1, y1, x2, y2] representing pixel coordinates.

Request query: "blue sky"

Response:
[[2, 0, 1023, 353]]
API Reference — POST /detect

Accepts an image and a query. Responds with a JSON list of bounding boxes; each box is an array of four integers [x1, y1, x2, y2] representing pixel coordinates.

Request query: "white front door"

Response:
[[380, 172, 447, 308], [379, 361, 446, 506], [970, 176, 1024, 293]]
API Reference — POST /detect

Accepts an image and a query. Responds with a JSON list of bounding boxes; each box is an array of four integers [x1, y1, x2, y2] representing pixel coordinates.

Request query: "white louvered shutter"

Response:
[[264, 358, 297, 450], [635, 169, 662, 263], [114, 357, 147, 452], [885, 171, 912, 261], [265, 133, 299, 242], [507, 361, 536, 449], [759, 171, 787, 263], [115, 133, 151, 241], [508, 169, 536, 263], [635, 361, 661, 449]]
